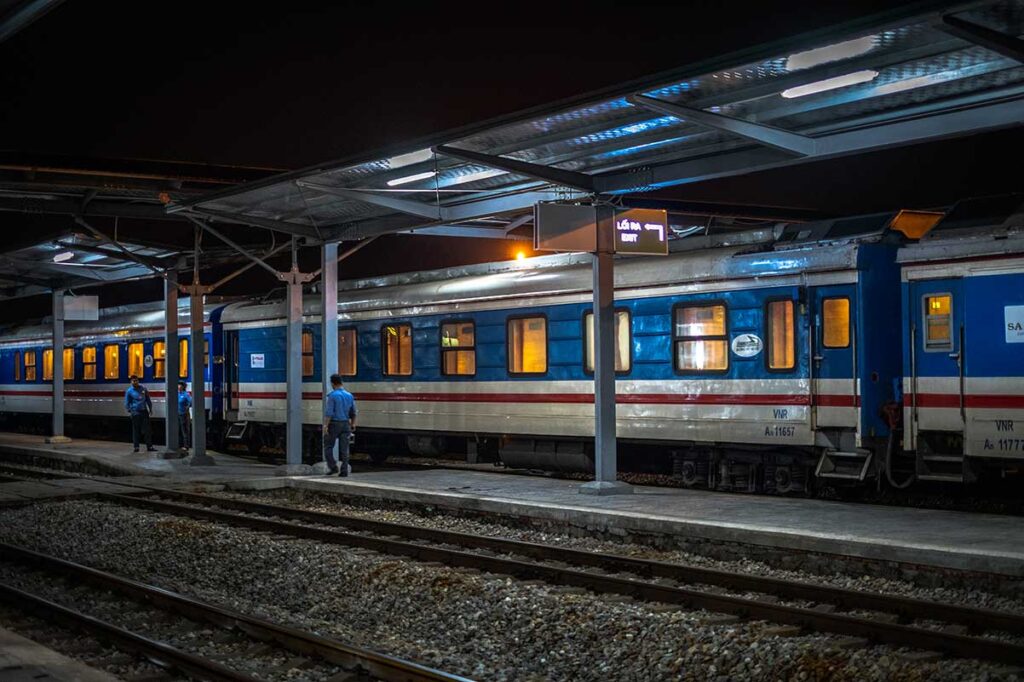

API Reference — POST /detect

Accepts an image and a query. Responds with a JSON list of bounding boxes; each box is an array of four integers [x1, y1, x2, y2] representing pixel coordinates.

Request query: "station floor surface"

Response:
[[0, 627, 119, 682], [1, 432, 1022, 577]]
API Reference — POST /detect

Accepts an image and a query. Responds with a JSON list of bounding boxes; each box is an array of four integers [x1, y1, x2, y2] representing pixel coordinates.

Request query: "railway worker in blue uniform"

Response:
[[124, 375, 155, 453], [323, 374, 357, 477], [177, 381, 192, 452]]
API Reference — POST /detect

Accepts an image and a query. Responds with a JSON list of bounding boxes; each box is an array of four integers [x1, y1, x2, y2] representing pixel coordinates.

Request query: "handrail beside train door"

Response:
[[955, 323, 966, 425], [910, 323, 918, 446]]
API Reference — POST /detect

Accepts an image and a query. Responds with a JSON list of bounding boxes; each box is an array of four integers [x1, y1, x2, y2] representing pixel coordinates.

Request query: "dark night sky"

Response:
[[0, 0, 1018, 321]]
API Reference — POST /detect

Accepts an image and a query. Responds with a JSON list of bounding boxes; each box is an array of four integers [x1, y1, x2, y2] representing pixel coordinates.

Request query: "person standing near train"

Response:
[[124, 375, 155, 453], [177, 381, 192, 452], [322, 373, 357, 476]]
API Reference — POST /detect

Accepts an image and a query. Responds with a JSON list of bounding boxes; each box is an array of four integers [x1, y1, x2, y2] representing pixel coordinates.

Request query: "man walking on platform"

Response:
[[177, 381, 192, 452], [323, 373, 357, 476], [124, 375, 155, 453]]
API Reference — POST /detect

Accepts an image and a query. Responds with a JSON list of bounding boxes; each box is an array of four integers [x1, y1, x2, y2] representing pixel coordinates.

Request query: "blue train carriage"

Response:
[[0, 300, 223, 438], [899, 194, 1024, 483], [222, 215, 902, 492]]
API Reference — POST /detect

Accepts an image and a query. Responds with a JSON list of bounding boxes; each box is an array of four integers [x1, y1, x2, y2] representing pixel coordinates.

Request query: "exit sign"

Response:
[[613, 208, 668, 255]]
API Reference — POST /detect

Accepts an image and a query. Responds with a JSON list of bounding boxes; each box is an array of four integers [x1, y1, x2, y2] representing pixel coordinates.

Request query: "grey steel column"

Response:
[[580, 250, 631, 495], [47, 290, 70, 443], [321, 242, 339, 465], [189, 291, 213, 464], [164, 270, 179, 452], [285, 268, 303, 466]]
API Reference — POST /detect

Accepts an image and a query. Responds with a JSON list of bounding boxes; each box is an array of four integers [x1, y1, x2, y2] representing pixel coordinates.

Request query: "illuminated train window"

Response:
[[63, 349, 74, 380], [674, 304, 728, 372], [153, 341, 166, 378], [302, 330, 314, 377], [823, 298, 851, 349], [128, 343, 144, 378], [14, 351, 21, 381], [766, 300, 795, 370], [584, 311, 631, 373], [382, 324, 413, 376], [179, 339, 189, 378], [104, 345, 119, 380], [441, 321, 476, 376], [924, 294, 953, 351], [339, 328, 357, 376], [43, 349, 53, 381], [83, 347, 96, 380], [24, 351, 37, 381], [508, 316, 547, 374]]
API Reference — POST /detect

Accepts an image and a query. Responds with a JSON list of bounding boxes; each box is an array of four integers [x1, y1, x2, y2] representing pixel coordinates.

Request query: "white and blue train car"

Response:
[[900, 196, 1024, 483], [0, 302, 218, 432], [222, 220, 902, 492]]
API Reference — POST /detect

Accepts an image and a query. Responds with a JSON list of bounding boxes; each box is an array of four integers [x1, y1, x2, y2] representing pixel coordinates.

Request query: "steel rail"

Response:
[[0, 463, 69, 480], [0, 541, 475, 682], [100, 492, 1024, 665], [0, 581, 257, 682], [136, 488, 1024, 635]]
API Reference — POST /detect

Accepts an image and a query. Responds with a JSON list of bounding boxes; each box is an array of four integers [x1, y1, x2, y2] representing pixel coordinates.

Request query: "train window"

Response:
[[441, 321, 476, 376], [584, 311, 631, 373], [14, 351, 21, 381], [924, 294, 953, 351], [63, 349, 74, 380], [382, 324, 413, 376], [43, 349, 53, 381], [83, 347, 96, 380], [339, 328, 357, 376], [104, 345, 119, 380], [128, 343, 144, 378], [822, 298, 850, 349], [179, 339, 188, 377], [153, 341, 166, 378], [508, 316, 547, 374], [24, 351, 37, 381], [674, 304, 728, 372], [302, 330, 314, 377], [204, 339, 210, 367], [767, 300, 796, 371]]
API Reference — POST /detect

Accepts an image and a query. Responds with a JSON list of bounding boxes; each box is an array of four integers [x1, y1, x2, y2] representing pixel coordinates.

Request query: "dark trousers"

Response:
[[178, 414, 191, 449], [323, 420, 351, 473], [130, 413, 152, 449]]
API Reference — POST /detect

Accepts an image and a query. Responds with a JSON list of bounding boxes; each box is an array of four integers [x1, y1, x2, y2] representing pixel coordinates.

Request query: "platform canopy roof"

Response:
[[173, 0, 1024, 244]]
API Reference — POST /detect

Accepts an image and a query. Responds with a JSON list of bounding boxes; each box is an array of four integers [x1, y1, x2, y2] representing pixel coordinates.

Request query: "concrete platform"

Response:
[[273, 469, 1024, 578], [0, 626, 120, 682]]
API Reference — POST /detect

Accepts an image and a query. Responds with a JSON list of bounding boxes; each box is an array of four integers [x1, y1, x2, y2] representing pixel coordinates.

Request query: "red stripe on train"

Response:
[[904, 394, 1024, 409]]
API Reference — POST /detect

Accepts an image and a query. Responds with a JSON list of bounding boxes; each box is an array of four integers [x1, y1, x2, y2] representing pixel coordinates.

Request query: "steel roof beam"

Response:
[[187, 207, 322, 240], [401, 225, 531, 240], [0, 0, 64, 45], [626, 94, 816, 156], [940, 14, 1024, 63], [433, 145, 595, 192], [187, 216, 285, 280], [0, 194, 187, 221], [73, 217, 168, 280], [597, 96, 1024, 194], [297, 181, 446, 221], [54, 240, 170, 270]]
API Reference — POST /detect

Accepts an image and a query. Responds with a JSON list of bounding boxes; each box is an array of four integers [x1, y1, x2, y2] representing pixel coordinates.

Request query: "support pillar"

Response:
[[46, 290, 70, 444], [321, 242, 339, 465], [285, 267, 304, 466], [580, 249, 631, 495], [188, 225, 214, 466], [164, 270, 179, 453]]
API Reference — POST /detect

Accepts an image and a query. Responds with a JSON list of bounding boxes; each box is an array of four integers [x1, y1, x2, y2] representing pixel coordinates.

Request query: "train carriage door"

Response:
[[225, 331, 240, 414], [811, 285, 858, 432], [908, 279, 965, 441]]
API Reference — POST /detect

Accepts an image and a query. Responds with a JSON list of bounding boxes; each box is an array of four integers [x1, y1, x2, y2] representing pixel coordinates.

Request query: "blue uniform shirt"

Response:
[[178, 390, 192, 414], [325, 387, 356, 422], [124, 386, 152, 415]]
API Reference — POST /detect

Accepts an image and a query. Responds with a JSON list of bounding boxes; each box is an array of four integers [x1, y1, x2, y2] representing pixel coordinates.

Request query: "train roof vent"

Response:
[[775, 212, 892, 245], [925, 193, 1024, 239]]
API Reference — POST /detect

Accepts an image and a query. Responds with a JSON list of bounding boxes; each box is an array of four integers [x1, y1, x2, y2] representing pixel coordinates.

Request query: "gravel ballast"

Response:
[[0, 500, 1019, 682]]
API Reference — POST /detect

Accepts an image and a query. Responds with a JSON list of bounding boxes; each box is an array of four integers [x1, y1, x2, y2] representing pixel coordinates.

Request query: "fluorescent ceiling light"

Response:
[[52, 251, 74, 263], [386, 149, 432, 169], [447, 168, 506, 185], [781, 70, 878, 99], [387, 171, 436, 187], [786, 36, 876, 71]]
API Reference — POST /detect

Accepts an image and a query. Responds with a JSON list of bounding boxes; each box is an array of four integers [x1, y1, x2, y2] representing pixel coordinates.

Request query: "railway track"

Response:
[[0, 541, 474, 682], [96, 488, 1024, 667]]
